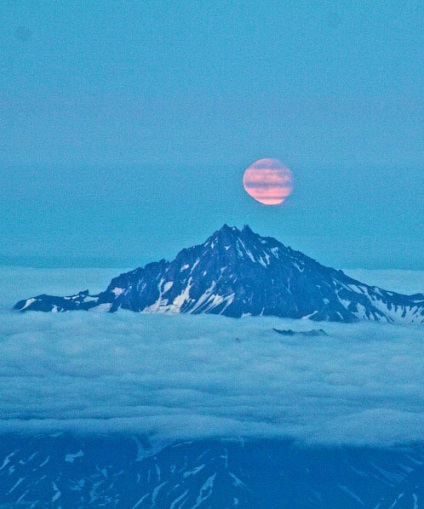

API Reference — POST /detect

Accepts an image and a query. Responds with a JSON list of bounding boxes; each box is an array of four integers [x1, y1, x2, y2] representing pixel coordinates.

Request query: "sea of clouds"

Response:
[[0, 266, 424, 446]]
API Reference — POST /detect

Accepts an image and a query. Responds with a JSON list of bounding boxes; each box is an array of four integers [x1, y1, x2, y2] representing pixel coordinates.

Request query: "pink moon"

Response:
[[243, 158, 293, 205]]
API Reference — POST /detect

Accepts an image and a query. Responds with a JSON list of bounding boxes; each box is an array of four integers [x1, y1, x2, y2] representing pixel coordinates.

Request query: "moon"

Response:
[[243, 158, 293, 205]]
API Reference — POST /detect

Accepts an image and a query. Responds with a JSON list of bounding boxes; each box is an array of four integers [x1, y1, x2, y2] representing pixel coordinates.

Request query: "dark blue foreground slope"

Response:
[[0, 435, 423, 508]]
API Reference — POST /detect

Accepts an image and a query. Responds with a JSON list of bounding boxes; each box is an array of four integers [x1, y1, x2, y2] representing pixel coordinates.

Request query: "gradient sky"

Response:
[[1, 1, 423, 269]]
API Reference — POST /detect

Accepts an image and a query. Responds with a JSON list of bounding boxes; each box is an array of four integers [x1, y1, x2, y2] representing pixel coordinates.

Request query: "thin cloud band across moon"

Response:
[[243, 158, 293, 205]]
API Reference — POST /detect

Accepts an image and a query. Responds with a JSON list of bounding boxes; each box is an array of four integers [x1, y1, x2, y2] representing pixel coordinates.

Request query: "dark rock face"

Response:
[[273, 328, 328, 337], [14, 225, 424, 323], [0, 434, 424, 508]]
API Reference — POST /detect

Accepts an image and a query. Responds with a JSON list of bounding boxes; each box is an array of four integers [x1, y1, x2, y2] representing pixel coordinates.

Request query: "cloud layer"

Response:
[[1, 267, 424, 446]]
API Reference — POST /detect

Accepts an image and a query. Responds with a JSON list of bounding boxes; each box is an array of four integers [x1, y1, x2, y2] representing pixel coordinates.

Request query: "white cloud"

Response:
[[0, 267, 424, 446]]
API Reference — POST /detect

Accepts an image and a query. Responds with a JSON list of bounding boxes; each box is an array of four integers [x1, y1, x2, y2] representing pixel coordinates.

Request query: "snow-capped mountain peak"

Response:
[[14, 225, 424, 323]]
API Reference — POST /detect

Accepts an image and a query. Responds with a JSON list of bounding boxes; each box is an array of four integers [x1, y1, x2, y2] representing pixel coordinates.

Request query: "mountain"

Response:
[[1, 434, 424, 508], [14, 225, 424, 323]]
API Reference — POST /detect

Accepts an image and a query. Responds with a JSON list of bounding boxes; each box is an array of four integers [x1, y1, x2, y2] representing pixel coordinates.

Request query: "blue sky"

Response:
[[1, 1, 423, 268]]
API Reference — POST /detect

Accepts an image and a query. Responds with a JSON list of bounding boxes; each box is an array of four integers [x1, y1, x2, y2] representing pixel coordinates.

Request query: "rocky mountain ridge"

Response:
[[15, 225, 424, 323]]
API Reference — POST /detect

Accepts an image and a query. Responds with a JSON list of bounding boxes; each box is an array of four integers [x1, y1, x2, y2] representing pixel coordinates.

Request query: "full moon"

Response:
[[243, 158, 293, 205]]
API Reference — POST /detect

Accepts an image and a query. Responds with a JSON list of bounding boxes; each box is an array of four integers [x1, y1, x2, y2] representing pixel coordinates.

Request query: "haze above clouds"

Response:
[[1, 2, 423, 270], [1, 267, 424, 446]]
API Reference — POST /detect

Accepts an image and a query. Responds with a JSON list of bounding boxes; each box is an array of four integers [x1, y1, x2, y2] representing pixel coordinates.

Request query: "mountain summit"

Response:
[[14, 225, 424, 323]]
